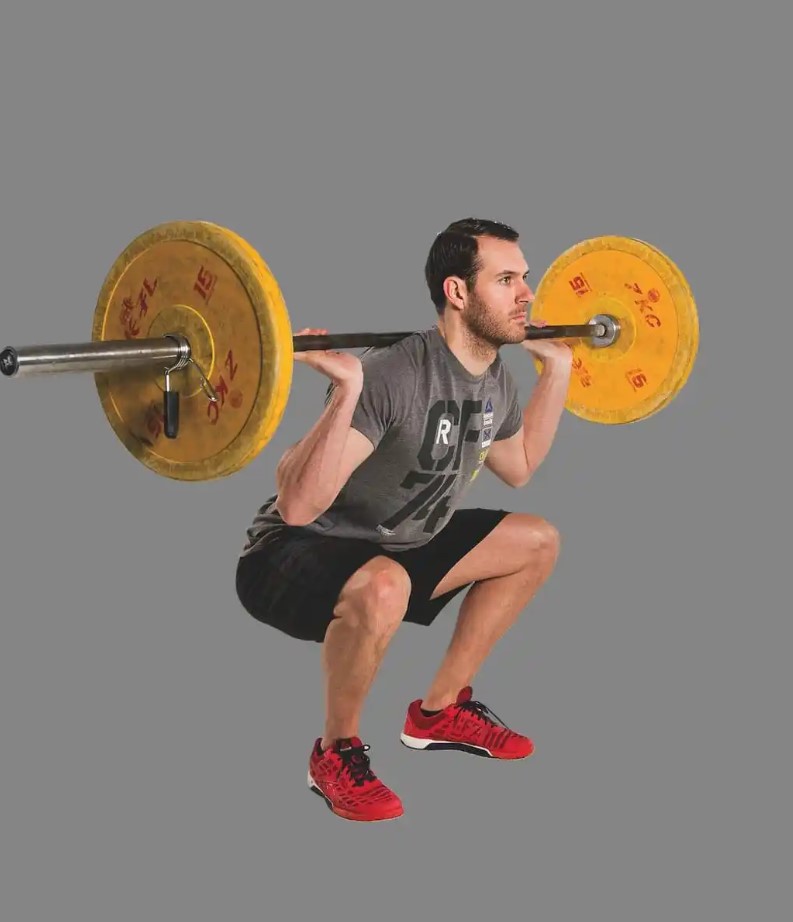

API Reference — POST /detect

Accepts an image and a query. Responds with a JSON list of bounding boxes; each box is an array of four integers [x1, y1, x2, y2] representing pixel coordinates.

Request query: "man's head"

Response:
[[424, 217, 534, 347]]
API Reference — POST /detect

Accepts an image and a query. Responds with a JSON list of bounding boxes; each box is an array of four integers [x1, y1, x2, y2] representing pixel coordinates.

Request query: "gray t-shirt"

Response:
[[242, 326, 523, 554]]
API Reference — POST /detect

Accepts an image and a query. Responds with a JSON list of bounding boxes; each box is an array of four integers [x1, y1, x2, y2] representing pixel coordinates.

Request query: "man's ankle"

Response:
[[420, 696, 454, 713], [320, 733, 357, 752]]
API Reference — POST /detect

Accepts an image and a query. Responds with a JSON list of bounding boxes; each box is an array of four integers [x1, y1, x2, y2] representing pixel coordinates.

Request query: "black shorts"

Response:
[[235, 507, 510, 643]]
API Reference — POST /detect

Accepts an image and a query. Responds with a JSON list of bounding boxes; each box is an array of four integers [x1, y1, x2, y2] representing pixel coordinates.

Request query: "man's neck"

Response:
[[435, 318, 498, 377]]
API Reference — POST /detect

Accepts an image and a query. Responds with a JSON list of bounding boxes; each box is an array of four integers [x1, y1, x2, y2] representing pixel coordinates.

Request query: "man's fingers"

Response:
[[294, 328, 330, 363]]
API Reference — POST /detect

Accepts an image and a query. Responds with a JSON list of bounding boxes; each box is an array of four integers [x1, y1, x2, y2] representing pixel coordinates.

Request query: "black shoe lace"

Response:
[[338, 743, 376, 786], [456, 699, 509, 731]]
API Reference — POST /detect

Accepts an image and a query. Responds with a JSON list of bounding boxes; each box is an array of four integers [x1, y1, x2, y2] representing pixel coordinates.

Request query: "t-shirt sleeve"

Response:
[[494, 366, 523, 441], [323, 346, 413, 449]]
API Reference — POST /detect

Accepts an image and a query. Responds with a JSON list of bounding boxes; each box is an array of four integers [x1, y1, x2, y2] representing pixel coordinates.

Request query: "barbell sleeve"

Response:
[[0, 339, 185, 378]]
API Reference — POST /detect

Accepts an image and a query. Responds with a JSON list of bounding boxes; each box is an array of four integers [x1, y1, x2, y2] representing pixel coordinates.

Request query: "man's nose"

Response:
[[520, 283, 535, 304]]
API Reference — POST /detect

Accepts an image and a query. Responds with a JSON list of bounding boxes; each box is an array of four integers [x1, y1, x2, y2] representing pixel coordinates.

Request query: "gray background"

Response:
[[0, 1, 789, 919]]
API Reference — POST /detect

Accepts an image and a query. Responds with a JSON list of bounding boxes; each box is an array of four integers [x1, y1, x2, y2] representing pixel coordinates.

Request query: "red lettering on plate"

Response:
[[145, 402, 165, 440], [572, 355, 593, 388], [569, 274, 592, 296], [625, 368, 648, 390], [207, 353, 242, 425], [207, 375, 231, 425], [136, 277, 158, 319], [194, 266, 217, 303], [225, 348, 238, 381], [634, 296, 663, 328], [119, 277, 158, 338]]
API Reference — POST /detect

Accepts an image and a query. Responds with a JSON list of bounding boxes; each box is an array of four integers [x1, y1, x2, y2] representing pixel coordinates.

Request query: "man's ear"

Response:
[[443, 276, 466, 310]]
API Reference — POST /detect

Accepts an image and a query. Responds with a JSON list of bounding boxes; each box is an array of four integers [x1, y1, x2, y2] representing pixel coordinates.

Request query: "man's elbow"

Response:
[[275, 496, 320, 527], [511, 460, 536, 488]]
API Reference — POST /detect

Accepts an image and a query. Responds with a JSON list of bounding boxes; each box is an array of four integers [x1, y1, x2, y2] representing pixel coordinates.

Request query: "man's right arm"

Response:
[[274, 381, 375, 526]]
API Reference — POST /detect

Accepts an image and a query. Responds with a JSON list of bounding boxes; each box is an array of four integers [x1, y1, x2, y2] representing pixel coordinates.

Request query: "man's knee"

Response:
[[334, 557, 411, 635], [515, 515, 561, 571], [537, 519, 561, 561]]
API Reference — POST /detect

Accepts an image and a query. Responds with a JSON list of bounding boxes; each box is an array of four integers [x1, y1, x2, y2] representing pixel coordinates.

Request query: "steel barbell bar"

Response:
[[0, 318, 616, 379]]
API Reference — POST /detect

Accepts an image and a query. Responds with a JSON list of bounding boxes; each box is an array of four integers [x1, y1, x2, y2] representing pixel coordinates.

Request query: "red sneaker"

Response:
[[307, 736, 404, 822], [400, 686, 534, 760]]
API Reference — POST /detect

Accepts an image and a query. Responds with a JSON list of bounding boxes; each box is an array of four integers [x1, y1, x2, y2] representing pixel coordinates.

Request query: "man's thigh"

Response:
[[390, 509, 511, 624], [429, 511, 560, 599], [236, 531, 391, 643]]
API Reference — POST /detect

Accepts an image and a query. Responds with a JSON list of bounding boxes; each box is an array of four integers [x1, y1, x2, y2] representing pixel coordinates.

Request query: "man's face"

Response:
[[460, 236, 535, 346]]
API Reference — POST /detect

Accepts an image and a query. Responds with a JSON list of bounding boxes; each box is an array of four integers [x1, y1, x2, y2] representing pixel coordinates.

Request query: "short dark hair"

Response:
[[424, 217, 519, 314]]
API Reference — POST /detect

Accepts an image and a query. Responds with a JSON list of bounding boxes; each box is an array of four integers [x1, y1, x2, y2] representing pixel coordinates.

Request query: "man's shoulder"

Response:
[[361, 328, 432, 367], [324, 329, 431, 405], [355, 329, 434, 386]]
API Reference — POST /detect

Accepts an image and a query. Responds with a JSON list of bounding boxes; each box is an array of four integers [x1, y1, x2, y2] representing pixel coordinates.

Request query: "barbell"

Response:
[[0, 221, 699, 482]]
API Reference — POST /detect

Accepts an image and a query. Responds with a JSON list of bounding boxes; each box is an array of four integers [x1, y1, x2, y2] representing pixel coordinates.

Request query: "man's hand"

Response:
[[294, 327, 364, 389], [520, 318, 574, 368]]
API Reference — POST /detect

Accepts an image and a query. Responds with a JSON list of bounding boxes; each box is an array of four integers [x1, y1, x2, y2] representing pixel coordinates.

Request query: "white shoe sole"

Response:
[[399, 732, 495, 757]]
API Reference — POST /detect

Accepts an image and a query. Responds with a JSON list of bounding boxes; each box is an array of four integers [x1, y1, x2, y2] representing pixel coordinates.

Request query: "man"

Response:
[[236, 218, 573, 822]]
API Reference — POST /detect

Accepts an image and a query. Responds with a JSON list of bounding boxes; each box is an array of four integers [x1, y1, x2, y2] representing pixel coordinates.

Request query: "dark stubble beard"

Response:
[[462, 290, 527, 359]]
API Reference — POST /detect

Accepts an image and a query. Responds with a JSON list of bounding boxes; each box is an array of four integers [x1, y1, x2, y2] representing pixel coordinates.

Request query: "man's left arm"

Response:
[[485, 348, 573, 488]]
